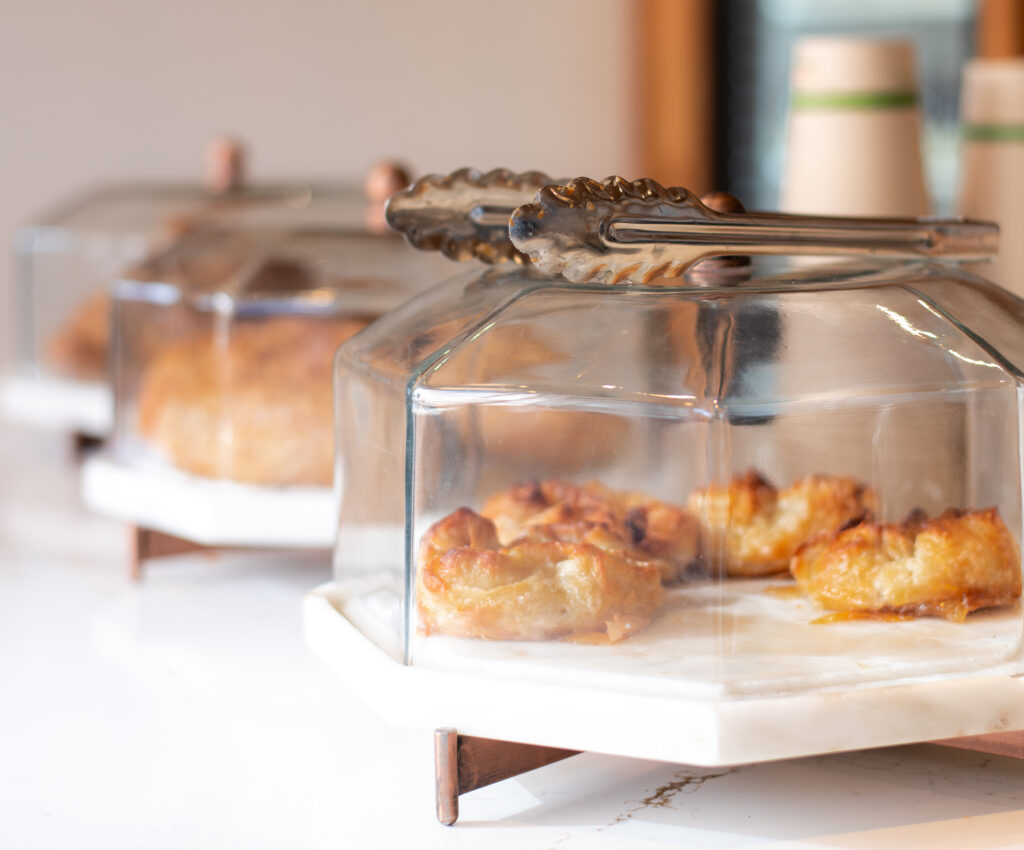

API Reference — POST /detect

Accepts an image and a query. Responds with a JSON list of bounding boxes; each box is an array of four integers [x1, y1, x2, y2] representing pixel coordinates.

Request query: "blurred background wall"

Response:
[[0, 0, 635, 320], [4, 0, 1024, 338]]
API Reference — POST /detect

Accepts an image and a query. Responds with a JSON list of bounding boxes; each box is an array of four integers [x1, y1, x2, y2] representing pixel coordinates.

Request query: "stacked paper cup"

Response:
[[780, 36, 930, 216], [956, 58, 1024, 295]]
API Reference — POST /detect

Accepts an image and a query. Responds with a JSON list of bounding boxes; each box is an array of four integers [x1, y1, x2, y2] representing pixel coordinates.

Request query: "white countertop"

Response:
[[4, 424, 1024, 849]]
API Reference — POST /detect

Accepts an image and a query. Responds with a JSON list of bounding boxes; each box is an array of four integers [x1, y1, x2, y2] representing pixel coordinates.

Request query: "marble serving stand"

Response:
[[304, 580, 1024, 825], [82, 453, 334, 578], [1, 374, 111, 456]]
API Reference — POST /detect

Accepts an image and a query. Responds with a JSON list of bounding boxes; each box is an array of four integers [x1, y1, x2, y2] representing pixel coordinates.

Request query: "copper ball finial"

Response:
[[204, 135, 247, 195], [365, 160, 413, 204], [699, 191, 747, 215], [365, 160, 413, 231], [691, 190, 751, 280]]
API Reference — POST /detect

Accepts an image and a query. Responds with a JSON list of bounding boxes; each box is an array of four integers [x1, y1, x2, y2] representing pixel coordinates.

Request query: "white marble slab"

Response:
[[81, 453, 335, 548], [0, 373, 111, 436], [306, 581, 1024, 767]]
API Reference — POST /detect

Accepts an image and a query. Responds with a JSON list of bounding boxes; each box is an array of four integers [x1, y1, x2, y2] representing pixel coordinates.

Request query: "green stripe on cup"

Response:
[[963, 123, 1024, 142], [791, 91, 918, 110]]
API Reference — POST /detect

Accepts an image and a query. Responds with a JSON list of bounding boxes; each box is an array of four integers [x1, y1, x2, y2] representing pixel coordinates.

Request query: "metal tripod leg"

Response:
[[130, 525, 210, 580], [434, 728, 580, 825], [935, 731, 1024, 759]]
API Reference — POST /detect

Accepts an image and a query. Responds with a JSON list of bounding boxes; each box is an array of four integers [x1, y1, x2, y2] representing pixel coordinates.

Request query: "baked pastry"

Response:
[[137, 315, 366, 486], [687, 470, 876, 577], [47, 290, 110, 380], [791, 507, 1022, 621], [43, 216, 226, 381], [482, 479, 615, 543], [382, 319, 628, 473], [417, 506, 663, 641], [481, 479, 699, 582], [46, 250, 239, 381], [466, 326, 627, 470]]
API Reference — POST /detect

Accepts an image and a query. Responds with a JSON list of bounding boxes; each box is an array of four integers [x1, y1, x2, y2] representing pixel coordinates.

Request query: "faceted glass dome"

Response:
[[333, 255, 1024, 701]]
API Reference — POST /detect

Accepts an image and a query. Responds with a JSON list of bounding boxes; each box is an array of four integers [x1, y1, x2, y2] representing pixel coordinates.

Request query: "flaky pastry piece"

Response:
[[482, 479, 619, 543], [47, 291, 110, 380], [138, 315, 366, 486], [791, 508, 1022, 622], [687, 471, 876, 577], [417, 507, 663, 642], [44, 218, 231, 381], [481, 479, 699, 582]]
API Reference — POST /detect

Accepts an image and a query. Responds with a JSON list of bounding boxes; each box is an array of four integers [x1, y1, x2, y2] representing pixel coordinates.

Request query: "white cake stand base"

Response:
[[1, 374, 111, 437], [304, 581, 1024, 824], [83, 455, 335, 576]]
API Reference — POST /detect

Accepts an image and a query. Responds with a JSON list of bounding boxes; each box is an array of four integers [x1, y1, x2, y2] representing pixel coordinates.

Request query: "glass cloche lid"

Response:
[[334, 168, 1022, 711]]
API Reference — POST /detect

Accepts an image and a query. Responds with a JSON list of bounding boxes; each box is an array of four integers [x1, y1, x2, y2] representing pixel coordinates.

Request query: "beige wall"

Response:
[[0, 0, 634, 321]]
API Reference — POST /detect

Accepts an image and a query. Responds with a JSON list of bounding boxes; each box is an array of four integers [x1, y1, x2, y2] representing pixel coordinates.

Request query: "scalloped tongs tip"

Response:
[[385, 167, 558, 266]]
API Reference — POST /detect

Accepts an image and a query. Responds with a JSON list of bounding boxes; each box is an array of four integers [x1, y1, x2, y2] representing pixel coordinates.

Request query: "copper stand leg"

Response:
[[130, 525, 210, 580], [71, 432, 103, 459], [435, 728, 460, 826], [934, 731, 1024, 759], [130, 526, 144, 581], [434, 728, 580, 825]]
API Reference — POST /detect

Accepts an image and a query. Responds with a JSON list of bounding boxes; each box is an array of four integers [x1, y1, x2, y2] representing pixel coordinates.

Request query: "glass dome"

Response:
[[5, 171, 389, 437], [331, 173, 1024, 703], [79, 215, 454, 552]]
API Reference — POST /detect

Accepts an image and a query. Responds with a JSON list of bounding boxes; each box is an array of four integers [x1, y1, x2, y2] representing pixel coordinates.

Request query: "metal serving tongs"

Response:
[[385, 167, 559, 265], [387, 170, 999, 284]]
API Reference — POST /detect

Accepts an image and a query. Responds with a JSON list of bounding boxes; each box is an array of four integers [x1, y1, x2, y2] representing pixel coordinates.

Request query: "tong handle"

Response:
[[606, 214, 993, 256], [509, 177, 999, 284]]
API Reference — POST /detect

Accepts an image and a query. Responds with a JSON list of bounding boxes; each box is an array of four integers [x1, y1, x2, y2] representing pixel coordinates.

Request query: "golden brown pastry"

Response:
[[43, 217, 230, 381], [791, 507, 1022, 622], [473, 375, 629, 474], [47, 291, 110, 380], [417, 507, 663, 642], [482, 479, 615, 543], [392, 320, 628, 473], [688, 470, 875, 577], [138, 315, 366, 486], [481, 479, 699, 583]]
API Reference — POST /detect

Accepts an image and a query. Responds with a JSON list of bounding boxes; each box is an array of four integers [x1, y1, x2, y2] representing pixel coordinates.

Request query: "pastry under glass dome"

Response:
[[80, 209, 453, 551], [5, 153, 396, 438], [331, 170, 1024, 705]]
